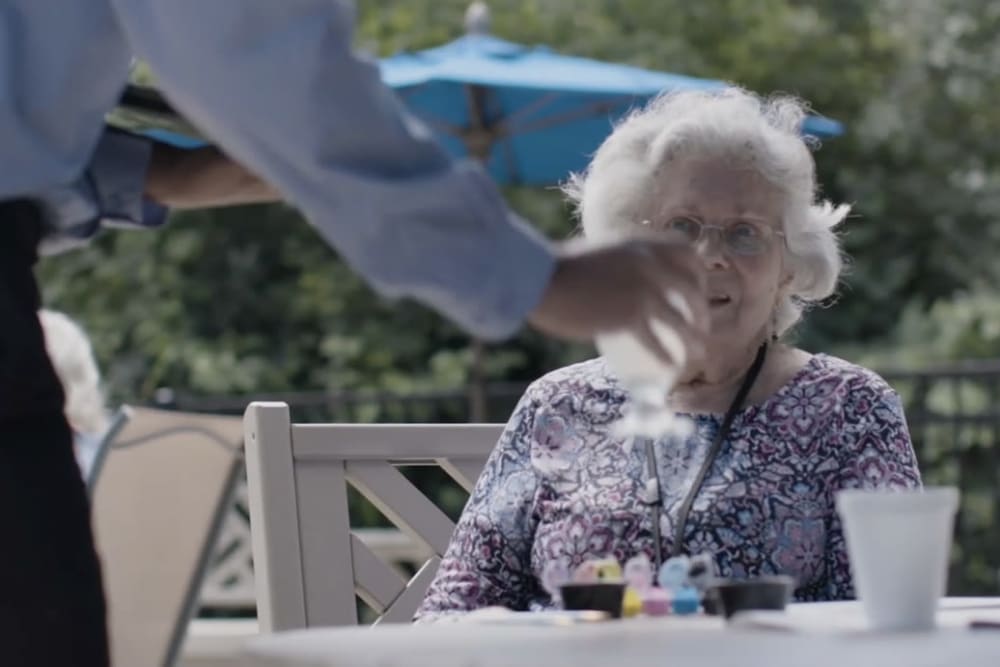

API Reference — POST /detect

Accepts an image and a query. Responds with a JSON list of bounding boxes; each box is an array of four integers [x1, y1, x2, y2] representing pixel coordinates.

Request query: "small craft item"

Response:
[[688, 552, 720, 614], [656, 555, 700, 615], [621, 586, 643, 618], [622, 554, 654, 618], [623, 554, 654, 592], [572, 557, 623, 584], [670, 585, 701, 615], [657, 555, 691, 592], [687, 553, 716, 593], [592, 558, 624, 582], [571, 560, 600, 584], [639, 587, 672, 617]]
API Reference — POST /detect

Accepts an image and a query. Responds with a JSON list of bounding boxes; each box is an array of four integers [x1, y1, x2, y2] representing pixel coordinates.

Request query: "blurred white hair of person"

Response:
[[39, 309, 109, 476]]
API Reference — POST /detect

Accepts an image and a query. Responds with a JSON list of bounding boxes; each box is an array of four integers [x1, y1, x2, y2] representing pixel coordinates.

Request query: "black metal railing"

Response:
[[881, 363, 1000, 594]]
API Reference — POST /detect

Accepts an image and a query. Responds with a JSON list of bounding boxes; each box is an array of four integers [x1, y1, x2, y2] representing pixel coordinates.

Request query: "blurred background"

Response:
[[41, 0, 1000, 599]]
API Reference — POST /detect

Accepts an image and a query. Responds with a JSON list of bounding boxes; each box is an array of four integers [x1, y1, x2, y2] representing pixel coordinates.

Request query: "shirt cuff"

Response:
[[90, 130, 168, 229], [37, 129, 168, 254]]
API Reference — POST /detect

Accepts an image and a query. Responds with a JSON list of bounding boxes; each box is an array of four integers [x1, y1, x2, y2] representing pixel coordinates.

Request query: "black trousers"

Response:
[[0, 200, 110, 666]]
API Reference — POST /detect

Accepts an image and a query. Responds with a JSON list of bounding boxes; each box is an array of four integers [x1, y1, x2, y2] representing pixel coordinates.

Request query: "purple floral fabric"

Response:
[[416, 354, 922, 621]]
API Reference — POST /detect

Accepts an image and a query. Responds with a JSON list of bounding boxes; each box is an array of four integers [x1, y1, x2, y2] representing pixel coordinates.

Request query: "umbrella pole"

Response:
[[462, 79, 496, 423], [464, 83, 494, 423], [467, 155, 489, 424], [469, 340, 487, 423]]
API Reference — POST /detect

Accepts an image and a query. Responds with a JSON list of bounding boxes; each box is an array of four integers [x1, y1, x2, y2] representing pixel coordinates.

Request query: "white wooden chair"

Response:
[[243, 402, 502, 632]]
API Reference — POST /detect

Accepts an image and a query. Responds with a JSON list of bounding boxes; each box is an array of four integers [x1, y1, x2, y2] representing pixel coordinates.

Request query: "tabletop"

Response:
[[241, 597, 1000, 667]]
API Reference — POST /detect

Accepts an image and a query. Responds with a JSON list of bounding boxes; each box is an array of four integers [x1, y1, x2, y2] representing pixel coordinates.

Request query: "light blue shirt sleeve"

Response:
[[103, 0, 556, 341], [37, 129, 168, 256]]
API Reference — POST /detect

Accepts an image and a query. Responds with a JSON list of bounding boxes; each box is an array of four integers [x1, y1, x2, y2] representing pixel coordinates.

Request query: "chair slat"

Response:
[[350, 533, 407, 613], [292, 424, 502, 460], [296, 462, 358, 626], [437, 457, 486, 494], [376, 556, 443, 625], [346, 460, 456, 556]]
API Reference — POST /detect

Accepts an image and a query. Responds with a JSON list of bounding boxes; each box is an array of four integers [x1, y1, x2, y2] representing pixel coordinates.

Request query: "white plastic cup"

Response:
[[835, 487, 959, 632]]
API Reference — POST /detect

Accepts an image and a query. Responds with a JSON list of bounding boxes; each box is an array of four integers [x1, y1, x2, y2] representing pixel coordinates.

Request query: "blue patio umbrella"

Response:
[[380, 30, 842, 186]]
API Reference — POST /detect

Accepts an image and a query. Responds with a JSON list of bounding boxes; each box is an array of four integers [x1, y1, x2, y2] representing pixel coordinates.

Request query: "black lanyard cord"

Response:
[[641, 343, 768, 573]]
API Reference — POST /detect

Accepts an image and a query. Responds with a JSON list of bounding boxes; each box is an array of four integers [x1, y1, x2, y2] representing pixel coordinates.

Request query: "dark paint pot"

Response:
[[711, 576, 795, 619], [560, 583, 626, 619]]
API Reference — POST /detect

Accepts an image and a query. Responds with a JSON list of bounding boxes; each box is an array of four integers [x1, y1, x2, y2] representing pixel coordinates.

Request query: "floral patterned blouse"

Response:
[[416, 354, 922, 621]]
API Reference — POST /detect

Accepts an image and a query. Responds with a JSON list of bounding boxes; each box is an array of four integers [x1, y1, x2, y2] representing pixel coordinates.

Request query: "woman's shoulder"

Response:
[[508, 358, 631, 439], [521, 357, 624, 403], [791, 355, 918, 481], [801, 353, 898, 396], [499, 359, 624, 461], [773, 352, 902, 419]]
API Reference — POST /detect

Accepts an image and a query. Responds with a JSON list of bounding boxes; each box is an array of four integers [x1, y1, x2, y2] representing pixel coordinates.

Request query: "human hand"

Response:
[[528, 238, 708, 368]]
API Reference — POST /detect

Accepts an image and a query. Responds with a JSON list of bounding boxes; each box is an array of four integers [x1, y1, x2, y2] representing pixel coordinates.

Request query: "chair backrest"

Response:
[[91, 406, 244, 667], [243, 402, 502, 632]]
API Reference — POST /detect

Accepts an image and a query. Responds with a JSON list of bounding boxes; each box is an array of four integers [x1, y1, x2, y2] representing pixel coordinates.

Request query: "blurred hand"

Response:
[[145, 144, 282, 209], [528, 239, 708, 368]]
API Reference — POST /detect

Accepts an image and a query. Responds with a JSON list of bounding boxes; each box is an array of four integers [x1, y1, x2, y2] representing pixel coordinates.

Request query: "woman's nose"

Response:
[[696, 228, 730, 267]]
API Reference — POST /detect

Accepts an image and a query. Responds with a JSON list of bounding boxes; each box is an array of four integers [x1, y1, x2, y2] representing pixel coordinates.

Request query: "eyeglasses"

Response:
[[643, 217, 785, 257]]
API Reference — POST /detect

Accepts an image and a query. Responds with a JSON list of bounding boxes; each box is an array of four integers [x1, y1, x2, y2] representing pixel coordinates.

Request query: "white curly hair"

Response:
[[39, 309, 109, 435], [563, 86, 850, 336]]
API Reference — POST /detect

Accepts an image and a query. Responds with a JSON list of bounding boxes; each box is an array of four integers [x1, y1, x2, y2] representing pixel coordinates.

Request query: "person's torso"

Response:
[[525, 355, 856, 606]]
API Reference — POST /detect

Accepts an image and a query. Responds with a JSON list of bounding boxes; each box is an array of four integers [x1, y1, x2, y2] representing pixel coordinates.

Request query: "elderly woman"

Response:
[[416, 88, 921, 620]]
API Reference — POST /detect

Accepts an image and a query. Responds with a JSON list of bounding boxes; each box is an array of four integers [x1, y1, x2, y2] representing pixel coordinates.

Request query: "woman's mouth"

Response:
[[709, 295, 732, 308]]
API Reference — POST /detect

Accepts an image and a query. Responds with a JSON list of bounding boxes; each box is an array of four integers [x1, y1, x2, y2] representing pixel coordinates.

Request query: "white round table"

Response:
[[241, 598, 1000, 667]]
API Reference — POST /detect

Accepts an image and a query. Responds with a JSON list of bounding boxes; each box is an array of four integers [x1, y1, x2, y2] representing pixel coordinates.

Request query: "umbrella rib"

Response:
[[391, 84, 466, 137], [419, 117, 466, 137], [504, 96, 638, 137], [495, 92, 562, 132]]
